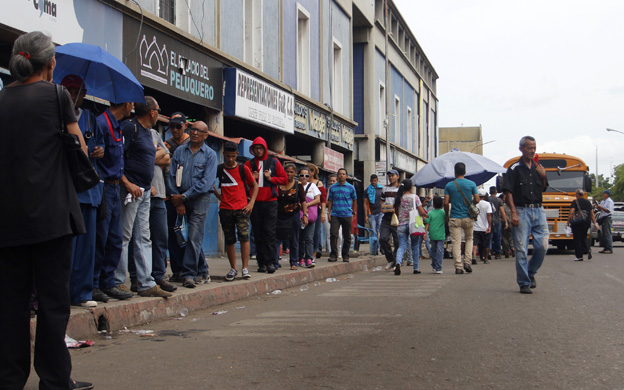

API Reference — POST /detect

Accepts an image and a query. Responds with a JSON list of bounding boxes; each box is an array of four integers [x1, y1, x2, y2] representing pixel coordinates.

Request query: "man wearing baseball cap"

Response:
[[596, 190, 614, 254]]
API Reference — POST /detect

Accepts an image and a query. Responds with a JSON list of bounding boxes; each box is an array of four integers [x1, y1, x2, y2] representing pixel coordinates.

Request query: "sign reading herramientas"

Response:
[[123, 15, 223, 110], [224, 68, 294, 134]]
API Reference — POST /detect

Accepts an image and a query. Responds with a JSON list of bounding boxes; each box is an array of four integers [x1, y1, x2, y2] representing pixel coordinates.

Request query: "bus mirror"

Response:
[[585, 174, 592, 192]]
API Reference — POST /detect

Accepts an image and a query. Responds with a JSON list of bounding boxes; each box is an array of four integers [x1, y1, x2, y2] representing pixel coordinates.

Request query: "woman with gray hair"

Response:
[[0, 31, 92, 389]]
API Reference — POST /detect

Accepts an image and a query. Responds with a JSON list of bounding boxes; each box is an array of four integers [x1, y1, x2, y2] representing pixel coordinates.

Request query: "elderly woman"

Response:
[[567, 189, 598, 261]]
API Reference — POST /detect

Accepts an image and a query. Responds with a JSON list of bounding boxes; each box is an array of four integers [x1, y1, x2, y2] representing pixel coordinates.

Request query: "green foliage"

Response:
[[589, 173, 612, 200], [610, 164, 624, 202]]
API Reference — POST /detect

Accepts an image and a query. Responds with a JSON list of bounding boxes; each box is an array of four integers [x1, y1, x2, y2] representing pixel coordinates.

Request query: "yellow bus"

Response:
[[499, 153, 593, 250]]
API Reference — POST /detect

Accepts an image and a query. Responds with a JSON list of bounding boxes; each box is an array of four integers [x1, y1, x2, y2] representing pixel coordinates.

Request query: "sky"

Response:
[[394, 0, 624, 185]]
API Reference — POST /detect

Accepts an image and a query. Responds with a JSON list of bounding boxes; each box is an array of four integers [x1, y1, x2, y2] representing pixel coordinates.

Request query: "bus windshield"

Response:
[[545, 171, 584, 193]]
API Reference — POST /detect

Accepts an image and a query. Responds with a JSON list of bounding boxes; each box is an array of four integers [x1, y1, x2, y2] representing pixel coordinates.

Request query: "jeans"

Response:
[[71, 204, 97, 303], [424, 232, 431, 257], [276, 213, 300, 266], [430, 240, 445, 271], [512, 206, 548, 287], [449, 217, 474, 269], [150, 198, 168, 282], [299, 220, 316, 260], [395, 224, 423, 270], [180, 193, 210, 279], [116, 188, 155, 291], [368, 213, 383, 255], [379, 217, 398, 263], [601, 216, 613, 251], [94, 182, 122, 289], [330, 216, 352, 259], [490, 222, 502, 255]]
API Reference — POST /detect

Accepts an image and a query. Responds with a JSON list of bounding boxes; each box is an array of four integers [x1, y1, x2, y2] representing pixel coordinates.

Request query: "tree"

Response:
[[589, 173, 611, 200], [609, 164, 624, 202]]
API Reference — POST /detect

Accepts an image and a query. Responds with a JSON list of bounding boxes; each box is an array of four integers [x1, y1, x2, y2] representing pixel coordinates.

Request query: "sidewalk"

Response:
[[54, 249, 386, 339]]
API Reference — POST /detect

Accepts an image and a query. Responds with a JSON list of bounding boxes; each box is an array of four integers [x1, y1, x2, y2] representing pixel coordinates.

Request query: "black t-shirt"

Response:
[[121, 119, 156, 189], [571, 198, 592, 221], [0, 81, 84, 247], [488, 195, 503, 223], [369, 187, 383, 215]]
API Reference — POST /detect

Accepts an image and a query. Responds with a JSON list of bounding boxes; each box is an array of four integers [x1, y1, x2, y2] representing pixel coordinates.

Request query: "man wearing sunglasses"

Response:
[[169, 121, 217, 288]]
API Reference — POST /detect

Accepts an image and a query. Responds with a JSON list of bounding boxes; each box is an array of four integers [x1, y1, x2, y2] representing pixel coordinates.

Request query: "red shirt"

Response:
[[219, 165, 256, 210]]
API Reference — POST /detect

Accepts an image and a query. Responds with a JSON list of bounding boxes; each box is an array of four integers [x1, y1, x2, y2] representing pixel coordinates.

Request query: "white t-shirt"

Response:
[[473, 200, 493, 232], [303, 182, 321, 200]]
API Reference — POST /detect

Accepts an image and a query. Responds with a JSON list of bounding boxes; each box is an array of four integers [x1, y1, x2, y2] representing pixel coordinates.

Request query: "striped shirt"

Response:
[[328, 182, 357, 217]]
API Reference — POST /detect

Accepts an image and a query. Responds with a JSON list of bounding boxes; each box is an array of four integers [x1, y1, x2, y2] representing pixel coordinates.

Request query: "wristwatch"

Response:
[[303, 213, 308, 217]]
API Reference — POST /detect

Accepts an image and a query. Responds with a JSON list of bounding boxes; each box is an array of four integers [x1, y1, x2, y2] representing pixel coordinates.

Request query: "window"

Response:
[[394, 95, 400, 143], [159, 0, 175, 24], [244, 0, 263, 70], [332, 38, 343, 115], [407, 106, 413, 152], [379, 82, 386, 136], [297, 4, 311, 95]]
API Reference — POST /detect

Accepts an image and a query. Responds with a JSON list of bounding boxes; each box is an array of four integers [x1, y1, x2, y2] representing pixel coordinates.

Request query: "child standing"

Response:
[[425, 196, 446, 274], [214, 142, 259, 281]]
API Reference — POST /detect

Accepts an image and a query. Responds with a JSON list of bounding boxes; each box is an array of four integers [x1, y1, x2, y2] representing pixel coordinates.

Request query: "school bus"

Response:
[[499, 153, 593, 250]]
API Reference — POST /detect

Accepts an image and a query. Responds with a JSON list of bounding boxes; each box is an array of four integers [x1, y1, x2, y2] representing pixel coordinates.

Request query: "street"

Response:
[[31, 250, 624, 390]]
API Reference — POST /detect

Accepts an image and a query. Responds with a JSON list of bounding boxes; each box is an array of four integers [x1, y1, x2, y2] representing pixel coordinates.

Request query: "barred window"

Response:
[[159, 0, 175, 24]]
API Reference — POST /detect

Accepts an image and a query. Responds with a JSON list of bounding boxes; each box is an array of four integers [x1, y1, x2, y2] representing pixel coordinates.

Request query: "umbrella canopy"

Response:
[[411, 148, 507, 188], [53, 43, 144, 104]]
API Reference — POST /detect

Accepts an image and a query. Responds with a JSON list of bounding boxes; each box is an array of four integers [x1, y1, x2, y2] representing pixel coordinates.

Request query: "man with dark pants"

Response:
[[94, 101, 135, 302], [327, 168, 358, 262], [503, 135, 549, 294], [364, 174, 383, 255], [169, 121, 218, 287], [245, 137, 288, 273], [488, 186, 507, 259], [597, 190, 614, 254], [380, 169, 401, 269]]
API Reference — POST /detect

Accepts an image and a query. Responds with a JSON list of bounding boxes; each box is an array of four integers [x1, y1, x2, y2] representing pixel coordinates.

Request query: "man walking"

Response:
[[503, 136, 549, 294], [380, 169, 401, 269], [327, 168, 357, 262], [488, 186, 507, 259], [364, 174, 383, 255], [596, 190, 614, 254], [169, 121, 218, 288], [473, 189, 492, 263], [444, 163, 479, 274]]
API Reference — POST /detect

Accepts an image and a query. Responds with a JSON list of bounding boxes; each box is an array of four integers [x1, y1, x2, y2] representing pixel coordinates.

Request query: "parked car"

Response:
[[590, 211, 624, 246]]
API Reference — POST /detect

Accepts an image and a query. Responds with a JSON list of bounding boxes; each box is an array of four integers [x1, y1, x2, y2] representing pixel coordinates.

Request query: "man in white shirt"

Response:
[[473, 189, 493, 264], [597, 190, 615, 254]]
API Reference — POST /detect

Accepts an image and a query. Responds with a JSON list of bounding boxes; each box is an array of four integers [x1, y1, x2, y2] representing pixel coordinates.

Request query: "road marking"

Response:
[[319, 274, 451, 297], [604, 273, 624, 285]]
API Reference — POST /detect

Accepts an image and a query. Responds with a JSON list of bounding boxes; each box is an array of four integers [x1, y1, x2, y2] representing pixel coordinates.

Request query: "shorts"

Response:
[[219, 209, 250, 245], [473, 230, 491, 248]]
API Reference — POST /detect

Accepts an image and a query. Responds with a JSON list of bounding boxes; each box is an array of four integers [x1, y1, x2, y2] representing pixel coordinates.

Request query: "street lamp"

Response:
[[470, 140, 495, 153], [606, 128, 624, 135]]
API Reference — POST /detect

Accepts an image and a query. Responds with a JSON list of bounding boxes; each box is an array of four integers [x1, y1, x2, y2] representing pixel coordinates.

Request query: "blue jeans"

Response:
[[94, 182, 122, 289], [395, 224, 422, 270], [512, 206, 548, 287], [430, 240, 445, 271], [180, 193, 210, 279], [150, 198, 168, 282], [71, 204, 96, 303], [490, 222, 502, 255], [116, 189, 155, 291], [299, 220, 316, 260], [368, 213, 383, 255], [424, 232, 431, 255]]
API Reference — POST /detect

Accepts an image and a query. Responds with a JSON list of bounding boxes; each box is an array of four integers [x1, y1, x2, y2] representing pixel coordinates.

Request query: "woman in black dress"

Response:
[[567, 189, 599, 261]]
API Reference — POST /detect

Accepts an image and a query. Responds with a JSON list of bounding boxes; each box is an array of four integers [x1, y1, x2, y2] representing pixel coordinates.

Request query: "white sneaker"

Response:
[[435, 270, 443, 274], [242, 268, 251, 279], [225, 268, 238, 281], [75, 300, 97, 308]]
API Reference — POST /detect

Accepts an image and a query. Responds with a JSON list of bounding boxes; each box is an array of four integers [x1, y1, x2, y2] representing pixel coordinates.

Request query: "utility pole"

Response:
[[384, 0, 391, 176], [596, 146, 599, 188]]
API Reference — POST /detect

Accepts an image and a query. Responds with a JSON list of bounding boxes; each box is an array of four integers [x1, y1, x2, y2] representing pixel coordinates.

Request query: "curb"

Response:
[[54, 255, 386, 339]]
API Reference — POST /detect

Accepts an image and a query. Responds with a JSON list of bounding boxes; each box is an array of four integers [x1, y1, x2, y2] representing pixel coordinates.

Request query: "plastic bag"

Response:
[[173, 215, 188, 247]]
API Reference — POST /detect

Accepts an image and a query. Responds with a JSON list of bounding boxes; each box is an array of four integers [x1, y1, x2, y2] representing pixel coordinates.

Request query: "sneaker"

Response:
[[117, 284, 132, 294], [435, 270, 443, 274], [101, 287, 132, 300], [195, 274, 211, 284], [92, 289, 109, 303], [574, 258, 584, 261], [242, 268, 251, 279], [156, 279, 178, 292], [306, 259, 315, 268], [225, 268, 238, 281], [520, 285, 532, 294], [183, 278, 196, 288], [394, 263, 401, 275], [138, 285, 172, 298], [413, 269, 421, 274], [530, 276, 536, 289], [385, 261, 396, 270], [464, 263, 473, 273], [455, 269, 464, 274], [70, 379, 94, 390], [298, 259, 305, 267], [250, 254, 257, 259], [73, 300, 97, 308], [290, 265, 298, 270]]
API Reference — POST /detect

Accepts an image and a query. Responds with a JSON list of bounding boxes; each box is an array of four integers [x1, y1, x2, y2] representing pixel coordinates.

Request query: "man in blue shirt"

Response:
[[115, 96, 171, 298], [169, 120, 218, 288], [444, 162, 479, 274], [94, 100, 134, 302], [327, 168, 357, 262]]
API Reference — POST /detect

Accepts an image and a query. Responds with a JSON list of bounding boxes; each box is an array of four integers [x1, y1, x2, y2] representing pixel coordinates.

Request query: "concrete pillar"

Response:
[[312, 141, 325, 167], [268, 133, 286, 155]]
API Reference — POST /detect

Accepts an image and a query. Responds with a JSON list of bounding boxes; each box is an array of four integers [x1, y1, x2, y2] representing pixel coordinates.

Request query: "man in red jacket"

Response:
[[245, 137, 288, 273]]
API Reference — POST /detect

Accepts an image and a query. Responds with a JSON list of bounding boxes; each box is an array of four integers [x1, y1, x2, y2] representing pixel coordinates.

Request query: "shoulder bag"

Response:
[[409, 195, 426, 236], [454, 180, 479, 221], [570, 199, 588, 227], [55, 84, 100, 193], [300, 183, 318, 222]]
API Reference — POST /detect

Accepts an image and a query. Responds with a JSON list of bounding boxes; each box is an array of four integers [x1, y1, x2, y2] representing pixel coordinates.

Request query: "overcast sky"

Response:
[[394, 0, 624, 184]]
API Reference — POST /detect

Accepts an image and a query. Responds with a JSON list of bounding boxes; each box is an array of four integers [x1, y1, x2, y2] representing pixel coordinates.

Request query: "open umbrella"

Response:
[[411, 148, 507, 188], [53, 43, 144, 104]]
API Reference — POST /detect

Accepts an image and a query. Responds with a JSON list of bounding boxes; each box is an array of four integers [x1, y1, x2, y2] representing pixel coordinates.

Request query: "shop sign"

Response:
[[323, 147, 344, 173], [328, 118, 355, 151], [224, 68, 294, 134], [375, 161, 387, 179], [295, 102, 328, 140], [1, 0, 123, 57], [123, 15, 223, 110], [393, 149, 417, 173]]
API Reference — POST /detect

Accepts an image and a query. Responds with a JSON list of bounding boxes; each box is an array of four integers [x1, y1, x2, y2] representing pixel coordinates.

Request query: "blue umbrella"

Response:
[[411, 148, 507, 188], [53, 43, 144, 104]]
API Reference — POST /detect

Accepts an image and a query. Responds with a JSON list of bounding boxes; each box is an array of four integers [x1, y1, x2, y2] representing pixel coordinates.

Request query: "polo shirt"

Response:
[[328, 181, 357, 217]]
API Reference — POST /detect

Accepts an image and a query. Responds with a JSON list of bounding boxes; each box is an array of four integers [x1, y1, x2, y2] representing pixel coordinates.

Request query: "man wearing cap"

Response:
[[596, 190, 614, 254], [364, 174, 383, 255], [164, 112, 191, 281], [61, 75, 105, 307], [380, 169, 401, 269], [472, 189, 493, 264]]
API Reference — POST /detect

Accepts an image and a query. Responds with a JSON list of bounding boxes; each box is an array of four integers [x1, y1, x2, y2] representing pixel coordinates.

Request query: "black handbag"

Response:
[[55, 84, 100, 193], [570, 199, 588, 227]]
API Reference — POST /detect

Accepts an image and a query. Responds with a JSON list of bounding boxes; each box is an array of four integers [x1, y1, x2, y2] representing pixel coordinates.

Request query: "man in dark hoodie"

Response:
[[245, 137, 288, 273]]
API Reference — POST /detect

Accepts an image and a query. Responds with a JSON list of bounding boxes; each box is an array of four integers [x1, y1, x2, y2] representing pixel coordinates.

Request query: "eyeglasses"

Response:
[[299, 174, 310, 178], [189, 127, 208, 134], [252, 145, 265, 151], [152, 108, 161, 114]]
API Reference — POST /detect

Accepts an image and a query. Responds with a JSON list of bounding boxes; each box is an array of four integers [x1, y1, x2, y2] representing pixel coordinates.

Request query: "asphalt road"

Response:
[[29, 249, 624, 389]]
